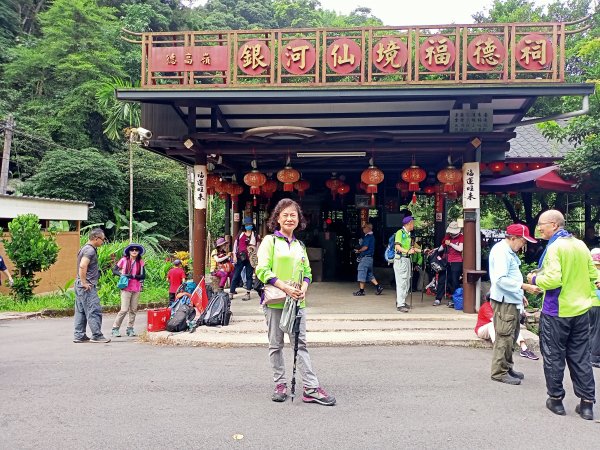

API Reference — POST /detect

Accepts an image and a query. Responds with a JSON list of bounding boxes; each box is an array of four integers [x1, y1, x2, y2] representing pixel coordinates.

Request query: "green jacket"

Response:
[[255, 233, 312, 309], [394, 227, 411, 253], [534, 236, 598, 316]]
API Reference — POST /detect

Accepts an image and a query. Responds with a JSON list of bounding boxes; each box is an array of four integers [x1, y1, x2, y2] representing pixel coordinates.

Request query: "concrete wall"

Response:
[[0, 232, 80, 295]]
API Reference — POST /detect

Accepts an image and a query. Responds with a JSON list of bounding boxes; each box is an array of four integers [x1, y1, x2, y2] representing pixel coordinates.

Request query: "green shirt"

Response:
[[394, 227, 411, 253], [255, 233, 312, 309]]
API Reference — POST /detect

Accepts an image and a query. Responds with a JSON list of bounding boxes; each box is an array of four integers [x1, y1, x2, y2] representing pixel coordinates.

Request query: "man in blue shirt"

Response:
[[488, 223, 540, 385], [0, 254, 14, 287], [353, 223, 383, 296]]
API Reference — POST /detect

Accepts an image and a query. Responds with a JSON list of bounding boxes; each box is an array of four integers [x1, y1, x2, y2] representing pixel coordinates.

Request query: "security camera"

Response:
[[132, 127, 152, 139]]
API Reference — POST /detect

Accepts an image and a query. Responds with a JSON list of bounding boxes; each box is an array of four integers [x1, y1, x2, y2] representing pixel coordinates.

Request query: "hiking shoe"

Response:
[[126, 327, 136, 337], [353, 290, 365, 296], [397, 305, 409, 313], [546, 398, 566, 416], [433, 299, 441, 306], [73, 335, 90, 343], [491, 374, 521, 385], [575, 400, 594, 420], [272, 383, 288, 402], [447, 301, 455, 308], [375, 285, 383, 295], [111, 327, 121, 337], [520, 349, 539, 360], [242, 291, 251, 301], [508, 368, 524, 380], [90, 336, 111, 344], [303, 387, 336, 406]]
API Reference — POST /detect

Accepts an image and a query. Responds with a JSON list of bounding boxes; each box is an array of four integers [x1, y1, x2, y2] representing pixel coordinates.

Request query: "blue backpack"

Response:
[[384, 233, 396, 264]]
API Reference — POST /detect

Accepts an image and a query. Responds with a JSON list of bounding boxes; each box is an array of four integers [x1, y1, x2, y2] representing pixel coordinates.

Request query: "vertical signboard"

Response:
[[462, 162, 480, 209], [194, 165, 207, 210]]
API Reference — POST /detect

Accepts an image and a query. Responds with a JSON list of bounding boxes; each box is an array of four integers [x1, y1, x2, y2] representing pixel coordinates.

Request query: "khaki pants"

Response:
[[490, 300, 520, 379], [113, 290, 140, 329]]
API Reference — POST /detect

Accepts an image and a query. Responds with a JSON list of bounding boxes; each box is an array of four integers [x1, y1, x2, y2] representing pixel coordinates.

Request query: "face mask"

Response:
[[245, 225, 253, 231]]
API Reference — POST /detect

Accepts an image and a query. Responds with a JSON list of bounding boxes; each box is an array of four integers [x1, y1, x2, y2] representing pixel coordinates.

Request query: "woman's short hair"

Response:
[[267, 198, 307, 232]]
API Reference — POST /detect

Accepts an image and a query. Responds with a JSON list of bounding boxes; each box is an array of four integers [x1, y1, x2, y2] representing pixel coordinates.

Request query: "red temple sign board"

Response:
[[516, 34, 554, 70], [420, 35, 456, 72], [327, 38, 361, 74], [467, 34, 506, 71], [282, 39, 316, 75], [373, 37, 408, 73], [238, 40, 270, 75], [150, 46, 228, 72]]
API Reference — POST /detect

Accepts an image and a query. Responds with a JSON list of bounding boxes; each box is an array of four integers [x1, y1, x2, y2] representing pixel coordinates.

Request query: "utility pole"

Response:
[[0, 114, 14, 195]]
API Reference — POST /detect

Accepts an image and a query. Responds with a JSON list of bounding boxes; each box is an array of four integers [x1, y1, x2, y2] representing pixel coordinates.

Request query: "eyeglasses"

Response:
[[537, 222, 555, 227], [95, 236, 107, 242], [130, 249, 140, 252]]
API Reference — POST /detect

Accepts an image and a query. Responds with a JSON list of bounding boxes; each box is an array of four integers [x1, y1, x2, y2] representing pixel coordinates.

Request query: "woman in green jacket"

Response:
[[256, 198, 336, 406]]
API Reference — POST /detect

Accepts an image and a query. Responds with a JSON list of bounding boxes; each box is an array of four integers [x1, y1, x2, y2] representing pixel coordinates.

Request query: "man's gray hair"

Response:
[[89, 228, 105, 240], [542, 209, 565, 228]]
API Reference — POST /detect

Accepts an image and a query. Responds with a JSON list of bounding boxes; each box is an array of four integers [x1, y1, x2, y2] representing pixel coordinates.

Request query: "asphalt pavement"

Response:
[[0, 314, 598, 449]]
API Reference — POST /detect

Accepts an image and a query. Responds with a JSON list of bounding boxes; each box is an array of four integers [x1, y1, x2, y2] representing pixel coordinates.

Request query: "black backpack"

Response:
[[428, 248, 448, 273], [198, 290, 232, 327], [166, 298, 196, 332]]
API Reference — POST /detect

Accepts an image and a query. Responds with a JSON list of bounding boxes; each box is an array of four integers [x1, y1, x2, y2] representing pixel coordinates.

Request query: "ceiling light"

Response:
[[296, 151, 366, 158]]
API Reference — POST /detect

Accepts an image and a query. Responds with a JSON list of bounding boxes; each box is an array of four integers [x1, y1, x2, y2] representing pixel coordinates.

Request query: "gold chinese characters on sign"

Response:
[[467, 34, 506, 71], [419, 34, 456, 72], [238, 40, 270, 75], [326, 38, 361, 74], [281, 39, 316, 75], [372, 37, 408, 73], [516, 34, 553, 70]]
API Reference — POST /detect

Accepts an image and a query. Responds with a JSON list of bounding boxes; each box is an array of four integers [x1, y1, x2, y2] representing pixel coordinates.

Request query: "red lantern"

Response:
[[528, 162, 547, 170], [489, 161, 506, 173], [326, 176, 343, 199], [206, 174, 219, 196], [395, 181, 409, 197], [261, 179, 278, 199], [361, 164, 385, 206], [216, 180, 230, 200], [244, 169, 267, 206], [423, 185, 436, 195], [437, 166, 462, 193], [227, 182, 244, 202], [277, 165, 300, 192], [294, 179, 310, 198], [337, 183, 350, 195], [401, 165, 426, 192], [508, 162, 526, 173], [480, 162, 487, 173]]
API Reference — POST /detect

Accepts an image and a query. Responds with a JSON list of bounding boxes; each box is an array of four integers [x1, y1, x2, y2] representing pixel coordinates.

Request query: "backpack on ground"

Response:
[[198, 290, 232, 327], [166, 297, 196, 332], [384, 233, 396, 264]]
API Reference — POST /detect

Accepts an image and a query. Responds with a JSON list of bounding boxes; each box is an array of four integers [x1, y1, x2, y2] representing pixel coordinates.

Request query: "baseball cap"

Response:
[[506, 223, 537, 243], [402, 216, 414, 225]]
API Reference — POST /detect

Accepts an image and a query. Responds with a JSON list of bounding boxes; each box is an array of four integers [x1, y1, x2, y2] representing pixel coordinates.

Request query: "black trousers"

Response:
[[589, 306, 600, 367], [435, 262, 463, 300], [229, 258, 253, 293], [540, 312, 595, 401]]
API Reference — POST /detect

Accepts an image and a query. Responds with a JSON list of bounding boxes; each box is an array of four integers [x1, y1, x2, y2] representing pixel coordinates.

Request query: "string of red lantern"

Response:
[[361, 160, 385, 206], [243, 160, 267, 206], [277, 156, 300, 192]]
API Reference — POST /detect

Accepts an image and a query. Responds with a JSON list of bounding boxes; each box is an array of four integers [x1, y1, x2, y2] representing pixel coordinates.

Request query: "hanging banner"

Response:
[[462, 162, 480, 209], [194, 165, 207, 210]]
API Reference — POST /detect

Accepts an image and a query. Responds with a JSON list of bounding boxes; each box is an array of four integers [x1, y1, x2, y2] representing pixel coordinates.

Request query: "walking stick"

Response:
[[290, 308, 302, 402]]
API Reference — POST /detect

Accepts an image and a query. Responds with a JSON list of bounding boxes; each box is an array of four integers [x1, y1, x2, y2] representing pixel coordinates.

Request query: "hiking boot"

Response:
[[73, 335, 90, 343], [353, 290, 365, 296], [111, 327, 121, 337], [508, 368, 524, 380], [519, 349, 539, 360], [546, 397, 566, 416], [491, 374, 521, 385], [575, 400, 594, 420], [433, 299, 441, 306], [303, 387, 336, 406], [397, 305, 409, 313], [90, 336, 111, 344], [375, 285, 383, 295], [126, 327, 136, 337], [242, 291, 251, 301], [272, 383, 288, 402]]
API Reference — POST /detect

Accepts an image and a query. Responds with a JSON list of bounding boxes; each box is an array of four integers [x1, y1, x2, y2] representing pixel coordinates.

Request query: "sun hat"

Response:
[[506, 223, 537, 244], [243, 217, 253, 225], [123, 243, 145, 256], [446, 221, 461, 235], [215, 237, 227, 247], [402, 216, 414, 225], [591, 248, 600, 264]]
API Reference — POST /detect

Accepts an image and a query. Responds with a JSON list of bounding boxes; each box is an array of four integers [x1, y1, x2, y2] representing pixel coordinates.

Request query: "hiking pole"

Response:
[[409, 258, 413, 309], [290, 307, 302, 402]]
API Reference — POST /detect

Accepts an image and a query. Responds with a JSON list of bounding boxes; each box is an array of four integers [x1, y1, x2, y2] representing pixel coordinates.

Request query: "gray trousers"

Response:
[[263, 305, 319, 389], [393, 257, 411, 307], [112, 290, 140, 329], [74, 281, 104, 340]]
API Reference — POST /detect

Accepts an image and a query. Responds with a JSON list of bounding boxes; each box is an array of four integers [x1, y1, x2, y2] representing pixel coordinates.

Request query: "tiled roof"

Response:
[[507, 119, 573, 160], [0, 194, 93, 206]]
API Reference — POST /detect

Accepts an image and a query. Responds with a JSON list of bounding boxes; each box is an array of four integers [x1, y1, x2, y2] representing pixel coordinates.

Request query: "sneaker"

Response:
[[433, 299, 441, 306], [272, 383, 288, 402], [397, 305, 409, 313], [90, 336, 111, 344], [111, 327, 121, 337], [303, 387, 336, 406], [353, 290, 365, 296], [447, 301, 455, 308], [520, 349, 539, 360], [242, 291, 251, 301], [73, 335, 90, 343], [375, 285, 383, 295], [126, 327, 136, 337]]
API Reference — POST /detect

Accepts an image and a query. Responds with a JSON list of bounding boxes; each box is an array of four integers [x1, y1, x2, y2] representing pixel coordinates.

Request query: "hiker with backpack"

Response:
[[230, 217, 259, 302], [112, 243, 146, 338], [210, 237, 234, 292], [353, 223, 383, 296], [432, 221, 464, 307], [393, 216, 420, 313], [256, 198, 336, 406]]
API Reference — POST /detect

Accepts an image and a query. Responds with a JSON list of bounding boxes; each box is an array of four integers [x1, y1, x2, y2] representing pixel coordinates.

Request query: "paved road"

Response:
[[1, 315, 598, 449]]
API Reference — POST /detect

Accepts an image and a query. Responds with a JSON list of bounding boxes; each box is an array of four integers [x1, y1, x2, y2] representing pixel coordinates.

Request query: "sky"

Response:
[[317, 0, 556, 26]]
